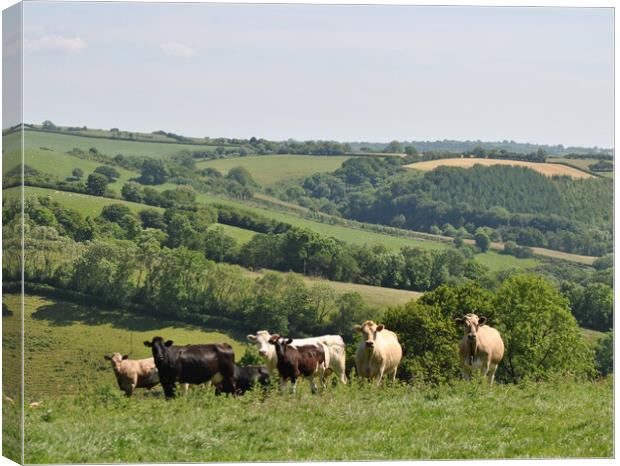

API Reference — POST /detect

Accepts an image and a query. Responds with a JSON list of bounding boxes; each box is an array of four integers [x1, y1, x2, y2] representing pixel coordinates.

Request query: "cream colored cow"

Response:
[[104, 353, 159, 396], [455, 313, 504, 385], [354, 320, 402, 385]]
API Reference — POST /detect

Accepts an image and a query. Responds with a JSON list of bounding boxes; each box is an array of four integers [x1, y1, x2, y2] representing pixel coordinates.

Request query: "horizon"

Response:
[[12, 3, 615, 148]]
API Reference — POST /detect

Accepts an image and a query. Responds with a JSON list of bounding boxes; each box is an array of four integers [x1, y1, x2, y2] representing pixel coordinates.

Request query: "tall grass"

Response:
[[20, 378, 612, 463]]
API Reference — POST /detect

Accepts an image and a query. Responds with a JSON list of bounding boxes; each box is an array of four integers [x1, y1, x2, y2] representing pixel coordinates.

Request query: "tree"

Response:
[[42, 120, 57, 130], [140, 159, 170, 185], [101, 204, 132, 223], [94, 165, 121, 182], [204, 227, 238, 263], [86, 173, 109, 196], [404, 145, 418, 156], [595, 331, 613, 376], [121, 182, 144, 203], [226, 166, 257, 188], [572, 283, 613, 331], [72, 168, 84, 179], [139, 209, 167, 230], [384, 140, 403, 153], [474, 229, 491, 252], [384, 301, 460, 385], [493, 275, 595, 383]]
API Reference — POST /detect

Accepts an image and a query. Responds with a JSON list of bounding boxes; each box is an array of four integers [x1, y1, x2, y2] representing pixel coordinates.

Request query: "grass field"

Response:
[[3, 293, 247, 400], [19, 379, 613, 462], [196, 154, 352, 187], [405, 157, 594, 179], [23, 130, 213, 159], [548, 157, 613, 179]]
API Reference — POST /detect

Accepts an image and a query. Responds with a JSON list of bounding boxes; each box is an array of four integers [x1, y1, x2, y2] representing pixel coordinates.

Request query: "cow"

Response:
[[455, 313, 504, 385], [268, 336, 326, 394], [143, 336, 236, 399], [103, 352, 160, 397], [354, 320, 402, 385], [246, 330, 347, 384], [214, 365, 270, 396]]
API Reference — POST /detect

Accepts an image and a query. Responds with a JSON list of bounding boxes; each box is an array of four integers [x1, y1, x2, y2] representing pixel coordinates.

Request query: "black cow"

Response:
[[269, 336, 325, 394], [143, 336, 235, 399], [214, 365, 270, 396]]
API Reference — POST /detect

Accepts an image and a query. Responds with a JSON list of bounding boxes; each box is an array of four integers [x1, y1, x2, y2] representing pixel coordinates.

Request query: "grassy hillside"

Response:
[[3, 293, 246, 399], [196, 154, 352, 187], [24, 130, 215, 159], [548, 157, 613, 179], [21, 379, 613, 462]]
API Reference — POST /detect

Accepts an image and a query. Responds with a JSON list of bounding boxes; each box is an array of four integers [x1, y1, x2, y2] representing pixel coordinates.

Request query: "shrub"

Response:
[[595, 331, 613, 376]]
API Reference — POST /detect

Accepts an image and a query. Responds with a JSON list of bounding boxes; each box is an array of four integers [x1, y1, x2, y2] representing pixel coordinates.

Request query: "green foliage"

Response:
[[565, 283, 613, 331], [86, 173, 109, 196], [72, 167, 84, 179], [384, 301, 460, 385], [121, 182, 144, 203], [474, 229, 491, 252], [494, 275, 595, 383], [238, 345, 263, 366], [93, 165, 121, 182], [593, 253, 613, 270], [140, 159, 170, 184], [100, 204, 133, 223], [595, 331, 613, 376]]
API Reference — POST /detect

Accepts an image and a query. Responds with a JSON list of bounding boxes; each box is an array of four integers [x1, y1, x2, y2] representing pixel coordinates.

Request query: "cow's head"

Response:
[[246, 330, 275, 359], [268, 335, 292, 359], [143, 336, 173, 364], [103, 352, 128, 371], [455, 313, 487, 342], [353, 320, 384, 350]]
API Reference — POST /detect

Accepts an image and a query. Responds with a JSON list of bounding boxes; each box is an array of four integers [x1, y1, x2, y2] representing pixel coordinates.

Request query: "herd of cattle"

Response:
[[104, 314, 505, 398]]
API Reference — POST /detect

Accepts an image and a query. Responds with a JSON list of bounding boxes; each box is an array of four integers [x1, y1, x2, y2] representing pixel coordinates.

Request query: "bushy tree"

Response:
[[86, 173, 109, 196], [94, 165, 121, 182], [493, 274, 595, 383], [101, 204, 132, 223], [226, 166, 257, 188], [204, 227, 238, 263], [474, 229, 491, 252], [140, 159, 170, 184], [139, 209, 166, 230], [121, 182, 144, 203], [595, 331, 613, 376], [72, 168, 84, 179]]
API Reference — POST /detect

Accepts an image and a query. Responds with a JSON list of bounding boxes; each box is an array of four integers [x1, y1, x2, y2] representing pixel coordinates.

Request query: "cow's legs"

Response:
[[318, 364, 326, 390], [182, 383, 190, 396], [309, 374, 319, 394], [279, 377, 288, 393], [375, 367, 385, 386], [460, 361, 472, 381], [390, 367, 398, 382], [486, 363, 498, 386], [162, 383, 176, 399], [290, 377, 297, 394]]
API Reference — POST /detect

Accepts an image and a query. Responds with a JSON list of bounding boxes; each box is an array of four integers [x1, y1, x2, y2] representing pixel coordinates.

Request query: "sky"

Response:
[[12, 2, 615, 148]]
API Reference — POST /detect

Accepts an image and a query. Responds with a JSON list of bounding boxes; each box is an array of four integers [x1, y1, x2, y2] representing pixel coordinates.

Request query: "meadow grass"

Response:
[[2, 293, 248, 400], [20, 378, 613, 462], [196, 154, 352, 187], [548, 157, 613, 179], [474, 250, 540, 272], [23, 130, 215, 159]]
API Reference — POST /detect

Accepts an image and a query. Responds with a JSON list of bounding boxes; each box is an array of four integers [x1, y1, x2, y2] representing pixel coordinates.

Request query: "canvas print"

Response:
[[2, 2, 614, 463]]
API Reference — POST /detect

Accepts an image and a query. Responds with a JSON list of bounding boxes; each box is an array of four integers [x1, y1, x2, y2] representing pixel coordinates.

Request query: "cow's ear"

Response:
[[454, 317, 464, 326], [122, 355, 129, 360], [376, 324, 384, 332], [143, 341, 152, 347], [165, 340, 173, 347], [285, 338, 293, 345], [478, 316, 487, 326], [247, 334, 257, 341], [269, 334, 280, 343], [103, 355, 112, 361], [353, 325, 362, 333]]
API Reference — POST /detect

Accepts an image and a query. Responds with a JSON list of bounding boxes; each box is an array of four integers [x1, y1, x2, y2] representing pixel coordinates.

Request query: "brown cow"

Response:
[[455, 313, 504, 385], [268, 335, 325, 394], [354, 320, 402, 385], [103, 352, 160, 396]]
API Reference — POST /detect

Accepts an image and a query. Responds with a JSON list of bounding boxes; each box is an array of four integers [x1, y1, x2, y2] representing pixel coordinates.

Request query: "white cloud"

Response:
[[160, 42, 198, 58], [24, 34, 88, 53]]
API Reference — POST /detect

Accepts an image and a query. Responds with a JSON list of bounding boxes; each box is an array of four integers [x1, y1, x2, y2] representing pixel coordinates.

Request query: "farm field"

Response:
[[2, 293, 247, 400], [20, 378, 613, 462], [405, 157, 594, 179], [23, 130, 216, 159], [196, 154, 352, 187], [548, 157, 613, 179]]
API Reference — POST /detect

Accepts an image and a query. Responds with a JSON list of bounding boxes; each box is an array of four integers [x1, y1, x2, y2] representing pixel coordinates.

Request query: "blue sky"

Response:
[[19, 3, 614, 148]]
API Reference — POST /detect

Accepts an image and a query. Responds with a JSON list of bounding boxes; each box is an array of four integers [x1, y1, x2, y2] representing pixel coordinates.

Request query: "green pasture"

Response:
[[3, 293, 246, 400], [548, 157, 613, 179], [20, 378, 612, 462], [196, 154, 352, 187], [23, 130, 216, 159]]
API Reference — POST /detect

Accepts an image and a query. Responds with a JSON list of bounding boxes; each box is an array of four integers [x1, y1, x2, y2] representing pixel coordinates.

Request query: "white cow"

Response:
[[247, 330, 347, 384]]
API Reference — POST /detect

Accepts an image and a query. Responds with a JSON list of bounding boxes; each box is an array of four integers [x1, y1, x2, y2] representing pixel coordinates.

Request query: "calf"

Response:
[[268, 335, 325, 394], [214, 365, 270, 396], [103, 352, 159, 397], [455, 313, 504, 385], [144, 337, 235, 399]]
